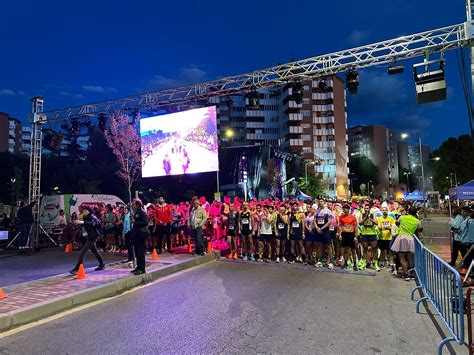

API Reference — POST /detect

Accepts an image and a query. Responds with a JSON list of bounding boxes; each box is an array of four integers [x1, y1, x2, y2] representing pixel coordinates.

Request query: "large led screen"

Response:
[[140, 106, 219, 178]]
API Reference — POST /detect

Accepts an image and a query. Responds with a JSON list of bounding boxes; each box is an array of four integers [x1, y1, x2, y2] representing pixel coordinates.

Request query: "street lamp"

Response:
[[225, 129, 234, 138], [367, 180, 373, 198], [304, 160, 316, 193], [10, 178, 16, 204]]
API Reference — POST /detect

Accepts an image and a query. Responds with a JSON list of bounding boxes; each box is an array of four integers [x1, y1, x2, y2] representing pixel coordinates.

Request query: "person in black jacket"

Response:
[[69, 207, 105, 275], [17, 197, 39, 250], [131, 199, 149, 275]]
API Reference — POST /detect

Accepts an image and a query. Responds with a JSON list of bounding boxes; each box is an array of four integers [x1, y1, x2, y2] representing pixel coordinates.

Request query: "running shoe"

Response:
[[374, 260, 380, 272], [353, 264, 359, 271], [226, 252, 233, 259], [282, 257, 287, 262], [257, 258, 264, 262], [327, 262, 334, 270], [250, 255, 256, 262], [243, 254, 248, 261], [232, 253, 238, 260], [315, 261, 323, 268], [276, 257, 280, 263]]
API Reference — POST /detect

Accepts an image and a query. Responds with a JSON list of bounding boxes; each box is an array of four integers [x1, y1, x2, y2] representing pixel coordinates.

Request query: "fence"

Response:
[[411, 235, 467, 354], [467, 287, 474, 355]]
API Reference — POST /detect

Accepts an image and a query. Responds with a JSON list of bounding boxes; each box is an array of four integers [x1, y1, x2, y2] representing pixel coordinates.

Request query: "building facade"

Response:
[[0, 112, 22, 154], [212, 75, 349, 198]]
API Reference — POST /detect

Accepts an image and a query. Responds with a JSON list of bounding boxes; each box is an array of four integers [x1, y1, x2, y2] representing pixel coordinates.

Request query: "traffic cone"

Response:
[[187, 240, 193, 254], [151, 248, 159, 261], [0, 288, 7, 299], [169, 240, 174, 252], [206, 241, 213, 253], [76, 264, 87, 279], [65, 243, 73, 253]]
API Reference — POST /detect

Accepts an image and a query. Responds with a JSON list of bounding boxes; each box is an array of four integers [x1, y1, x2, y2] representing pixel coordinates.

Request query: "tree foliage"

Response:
[[430, 135, 474, 194], [103, 112, 142, 204], [348, 157, 379, 194]]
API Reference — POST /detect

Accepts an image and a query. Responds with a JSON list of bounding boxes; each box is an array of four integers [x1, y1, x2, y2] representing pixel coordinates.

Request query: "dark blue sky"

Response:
[[0, 0, 471, 148]]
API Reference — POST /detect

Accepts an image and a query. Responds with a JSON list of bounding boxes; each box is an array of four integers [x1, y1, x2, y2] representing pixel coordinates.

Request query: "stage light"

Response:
[[42, 129, 64, 152], [292, 81, 304, 104], [247, 87, 260, 109], [345, 69, 359, 95], [413, 59, 446, 104], [388, 65, 405, 75], [318, 79, 328, 92]]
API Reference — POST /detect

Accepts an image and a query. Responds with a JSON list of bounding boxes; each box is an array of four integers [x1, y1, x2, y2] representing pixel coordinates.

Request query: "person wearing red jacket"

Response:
[[153, 196, 173, 253]]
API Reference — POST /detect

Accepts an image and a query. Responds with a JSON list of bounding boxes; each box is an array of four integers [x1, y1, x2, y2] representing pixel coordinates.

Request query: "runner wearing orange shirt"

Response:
[[338, 204, 359, 271]]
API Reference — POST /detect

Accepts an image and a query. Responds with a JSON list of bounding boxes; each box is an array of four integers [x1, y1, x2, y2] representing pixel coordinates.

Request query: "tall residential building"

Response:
[[21, 126, 32, 155], [348, 125, 400, 198], [397, 140, 409, 170], [0, 112, 22, 154], [211, 75, 349, 198]]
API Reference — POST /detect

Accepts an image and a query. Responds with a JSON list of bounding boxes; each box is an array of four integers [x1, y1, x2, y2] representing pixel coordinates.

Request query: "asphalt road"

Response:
[[0, 248, 124, 287], [0, 260, 464, 354]]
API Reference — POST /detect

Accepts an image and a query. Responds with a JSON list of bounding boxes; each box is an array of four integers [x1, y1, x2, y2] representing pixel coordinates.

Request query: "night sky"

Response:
[[0, 0, 471, 148]]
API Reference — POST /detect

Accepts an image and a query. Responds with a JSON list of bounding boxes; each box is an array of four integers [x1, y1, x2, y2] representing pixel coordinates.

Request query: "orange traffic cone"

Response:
[[169, 240, 174, 252], [0, 288, 7, 299], [151, 248, 159, 261], [65, 243, 73, 253], [76, 264, 87, 279], [187, 241, 193, 254], [206, 241, 213, 253]]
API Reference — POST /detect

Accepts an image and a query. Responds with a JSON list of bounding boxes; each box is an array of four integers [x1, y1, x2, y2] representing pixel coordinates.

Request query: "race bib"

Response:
[[278, 223, 285, 229], [242, 219, 249, 225], [343, 225, 353, 232], [228, 225, 235, 230], [364, 220, 372, 226], [382, 221, 390, 229], [329, 226, 335, 231], [317, 218, 325, 225], [292, 221, 300, 228]]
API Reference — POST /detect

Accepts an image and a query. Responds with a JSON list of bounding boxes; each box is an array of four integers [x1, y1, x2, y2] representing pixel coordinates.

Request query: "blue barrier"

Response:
[[411, 235, 467, 354]]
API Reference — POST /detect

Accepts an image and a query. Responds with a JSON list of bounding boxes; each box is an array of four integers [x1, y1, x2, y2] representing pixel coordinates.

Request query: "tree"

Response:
[[348, 157, 379, 194], [104, 112, 142, 204], [431, 135, 474, 194], [304, 174, 328, 198]]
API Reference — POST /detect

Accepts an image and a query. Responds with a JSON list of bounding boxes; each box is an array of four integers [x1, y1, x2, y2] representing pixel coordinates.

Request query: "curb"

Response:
[[0, 252, 220, 333]]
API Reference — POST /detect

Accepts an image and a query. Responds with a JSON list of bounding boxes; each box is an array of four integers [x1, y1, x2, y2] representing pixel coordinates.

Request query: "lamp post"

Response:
[[404, 172, 410, 192], [10, 178, 16, 204], [304, 160, 316, 193]]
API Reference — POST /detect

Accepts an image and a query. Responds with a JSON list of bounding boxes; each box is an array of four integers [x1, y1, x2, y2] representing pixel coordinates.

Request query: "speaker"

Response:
[[415, 70, 446, 104], [43, 130, 64, 152]]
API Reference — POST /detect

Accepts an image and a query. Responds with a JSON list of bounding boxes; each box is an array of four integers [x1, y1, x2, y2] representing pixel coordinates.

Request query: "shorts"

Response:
[[290, 233, 303, 241], [305, 232, 317, 242], [361, 234, 377, 243], [227, 227, 237, 237], [170, 225, 179, 234], [377, 239, 391, 251], [328, 231, 337, 240], [260, 234, 273, 243], [315, 231, 330, 244], [341, 232, 357, 249], [105, 226, 115, 234]]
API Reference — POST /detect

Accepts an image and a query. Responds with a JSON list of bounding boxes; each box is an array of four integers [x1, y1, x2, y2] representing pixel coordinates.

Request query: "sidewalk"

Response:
[[0, 251, 219, 333]]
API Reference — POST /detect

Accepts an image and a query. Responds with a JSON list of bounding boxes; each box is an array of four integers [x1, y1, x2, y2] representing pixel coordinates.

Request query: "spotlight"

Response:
[[388, 65, 405, 75], [318, 78, 328, 92], [345, 69, 359, 95], [247, 87, 260, 109], [413, 59, 446, 104], [292, 81, 304, 104], [42, 129, 64, 152]]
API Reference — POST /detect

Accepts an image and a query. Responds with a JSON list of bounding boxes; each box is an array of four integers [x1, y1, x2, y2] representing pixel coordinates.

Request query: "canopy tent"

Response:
[[295, 190, 311, 201], [449, 179, 474, 200], [405, 190, 424, 201]]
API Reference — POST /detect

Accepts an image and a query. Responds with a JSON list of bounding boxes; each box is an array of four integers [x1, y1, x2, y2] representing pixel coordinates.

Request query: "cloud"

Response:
[[82, 85, 118, 94], [0, 89, 24, 96], [347, 30, 370, 46], [59, 91, 84, 99], [149, 65, 208, 90]]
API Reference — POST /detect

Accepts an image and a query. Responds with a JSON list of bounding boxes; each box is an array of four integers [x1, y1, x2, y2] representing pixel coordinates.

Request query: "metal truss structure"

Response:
[[26, 1, 474, 250], [44, 23, 472, 121]]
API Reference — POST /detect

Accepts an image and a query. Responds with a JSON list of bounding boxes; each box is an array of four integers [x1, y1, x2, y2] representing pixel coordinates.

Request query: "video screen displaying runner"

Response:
[[140, 106, 219, 178]]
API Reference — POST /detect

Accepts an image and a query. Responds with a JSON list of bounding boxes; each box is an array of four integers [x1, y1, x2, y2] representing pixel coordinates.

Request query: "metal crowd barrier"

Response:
[[411, 235, 467, 354], [467, 287, 474, 355]]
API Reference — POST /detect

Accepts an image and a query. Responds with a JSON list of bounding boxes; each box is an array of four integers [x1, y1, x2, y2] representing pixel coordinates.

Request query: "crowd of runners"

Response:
[[71, 195, 425, 280]]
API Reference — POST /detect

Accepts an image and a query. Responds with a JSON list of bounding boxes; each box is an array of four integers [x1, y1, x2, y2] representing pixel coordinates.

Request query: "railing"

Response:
[[411, 235, 467, 354], [467, 287, 474, 355]]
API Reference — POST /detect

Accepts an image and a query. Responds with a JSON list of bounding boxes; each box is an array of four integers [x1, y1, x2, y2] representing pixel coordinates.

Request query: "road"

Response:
[[0, 248, 124, 287], [0, 260, 463, 354]]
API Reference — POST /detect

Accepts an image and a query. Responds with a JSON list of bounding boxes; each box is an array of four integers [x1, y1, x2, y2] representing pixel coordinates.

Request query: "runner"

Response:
[[338, 204, 359, 271], [258, 204, 276, 262], [377, 206, 396, 271], [360, 203, 379, 270], [275, 205, 289, 263], [304, 205, 317, 266], [315, 199, 333, 269], [238, 202, 255, 261], [226, 203, 239, 259], [288, 202, 306, 263]]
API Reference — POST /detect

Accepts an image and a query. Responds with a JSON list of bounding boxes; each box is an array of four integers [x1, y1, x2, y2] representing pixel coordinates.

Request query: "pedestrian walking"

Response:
[[69, 207, 105, 275]]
